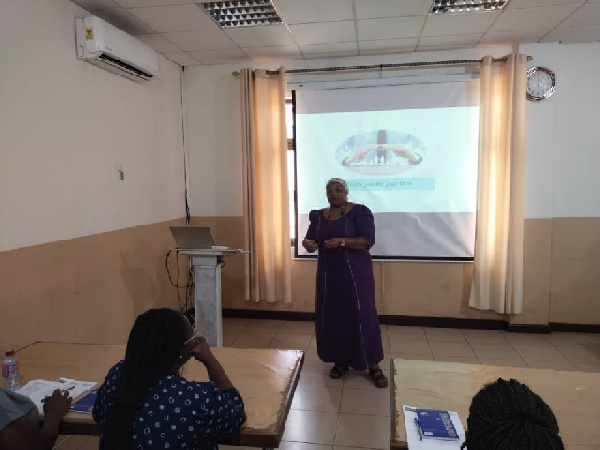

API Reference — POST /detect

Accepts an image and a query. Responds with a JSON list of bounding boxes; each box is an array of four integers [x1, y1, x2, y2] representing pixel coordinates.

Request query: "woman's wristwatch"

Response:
[[340, 239, 346, 247]]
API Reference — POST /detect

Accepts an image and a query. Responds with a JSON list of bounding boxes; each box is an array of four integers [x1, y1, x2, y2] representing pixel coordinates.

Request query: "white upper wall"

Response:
[[184, 42, 600, 220], [0, 0, 186, 252]]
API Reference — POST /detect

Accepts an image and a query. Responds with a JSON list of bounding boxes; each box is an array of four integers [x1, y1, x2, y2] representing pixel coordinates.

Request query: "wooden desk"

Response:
[[390, 359, 600, 449], [17, 342, 304, 449]]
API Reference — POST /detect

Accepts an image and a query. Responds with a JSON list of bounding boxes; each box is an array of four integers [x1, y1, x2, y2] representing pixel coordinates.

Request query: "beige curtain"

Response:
[[240, 68, 292, 303], [469, 53, 527, 314]]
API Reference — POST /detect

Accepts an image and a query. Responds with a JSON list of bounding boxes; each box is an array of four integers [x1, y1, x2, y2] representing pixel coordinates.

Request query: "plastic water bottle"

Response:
[[2, 349, 21, 391]]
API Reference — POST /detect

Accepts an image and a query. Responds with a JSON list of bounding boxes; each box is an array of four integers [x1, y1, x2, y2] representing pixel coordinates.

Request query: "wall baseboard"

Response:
[[222, 309, 581, 333], [550, 322, 600, 333]]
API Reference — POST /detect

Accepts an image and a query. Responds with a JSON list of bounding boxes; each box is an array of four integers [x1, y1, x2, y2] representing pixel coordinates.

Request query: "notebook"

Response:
[[169, 226, 216, 250], [415, 409, 460, 441], [69, 390, 98, 414]]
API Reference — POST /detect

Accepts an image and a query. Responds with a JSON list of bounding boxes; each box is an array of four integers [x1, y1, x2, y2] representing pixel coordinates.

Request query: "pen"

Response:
[[414, 417, 423, 442]]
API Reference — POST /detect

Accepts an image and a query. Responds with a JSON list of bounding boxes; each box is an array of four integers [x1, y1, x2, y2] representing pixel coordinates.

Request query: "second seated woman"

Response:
[[302, 178, 388, 388]]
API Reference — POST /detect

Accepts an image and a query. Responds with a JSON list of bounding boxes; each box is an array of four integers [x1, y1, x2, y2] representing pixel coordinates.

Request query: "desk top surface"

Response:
[[18, 342, 303, 446], [390, 358, 600, 449]]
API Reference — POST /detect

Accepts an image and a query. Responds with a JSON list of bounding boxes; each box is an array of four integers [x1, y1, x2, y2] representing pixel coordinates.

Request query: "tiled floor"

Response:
[[54, 319, 600, 449]]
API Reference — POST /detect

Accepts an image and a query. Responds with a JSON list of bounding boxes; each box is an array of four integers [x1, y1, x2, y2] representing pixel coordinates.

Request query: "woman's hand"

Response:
[[193, 336, 216, 363], [302, 239, 318, 253], [324, 238, 344, 249], [43, 390, 72, 420]]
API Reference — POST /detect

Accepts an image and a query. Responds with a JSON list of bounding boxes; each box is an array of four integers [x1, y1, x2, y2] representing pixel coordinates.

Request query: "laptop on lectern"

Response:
[[169, 226, 216, 250]]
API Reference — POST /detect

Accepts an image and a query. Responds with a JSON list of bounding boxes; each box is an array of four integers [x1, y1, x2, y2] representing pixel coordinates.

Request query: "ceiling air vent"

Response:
[[430, 0, 510, 14], [200, 1, 283, 28]]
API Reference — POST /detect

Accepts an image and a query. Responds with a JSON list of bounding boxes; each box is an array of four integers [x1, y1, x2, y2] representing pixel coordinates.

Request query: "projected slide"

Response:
[[295, 81, 479, 259]]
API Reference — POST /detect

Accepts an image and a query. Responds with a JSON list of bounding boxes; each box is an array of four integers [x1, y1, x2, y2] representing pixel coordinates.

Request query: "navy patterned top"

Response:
[[92, 361, 246, 449]]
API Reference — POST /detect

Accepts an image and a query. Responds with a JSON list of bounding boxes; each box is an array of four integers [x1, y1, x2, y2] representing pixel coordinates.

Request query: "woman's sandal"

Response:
[[329, 364, 349, 379], [369, 368, 389, 388]]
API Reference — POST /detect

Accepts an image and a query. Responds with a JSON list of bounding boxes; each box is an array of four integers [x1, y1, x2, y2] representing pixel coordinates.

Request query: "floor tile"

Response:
[[462, 329, 508, 344], [470, 343, 521, 360], [291, 385, 343, 412], [514, 343, 572, 362], [340, 386, 390, 416], [573, 362, 600, 373], [555, 344, 600, 363], [270, 333, 313, 351], [502, 332, 550, 345], [582, 333, 600, 344], [282, 410, 338, 445], [478, 358, 528, 368], [334, 413, 390, 449], [223, 328, 241, 347], [220, 446, 256, 450], [525, 359, 578, 371], [308, 336, 318, 349], [298, 364, 341, 388], [544, 332, 590, 345], [424, 328, 466, 342], [279, 321, 315, 335], [429, 341, 476, 358], [387, 326, 426, 341], [244, 319, 285, 334], [230, 332, 274, 348], [223, 318, 251, 331], [278, 443, 333, 450], [432, 355, 480, 364], [388, 339, 432, 355], [389, 353, 434, 362], [343, 369, 389, 390], [53, 435, 89, 449], [303, 346, 326, 366]]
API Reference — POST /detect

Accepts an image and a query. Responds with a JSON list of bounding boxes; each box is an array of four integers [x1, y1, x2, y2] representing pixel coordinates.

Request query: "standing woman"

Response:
[[302, 178, 388, 388]]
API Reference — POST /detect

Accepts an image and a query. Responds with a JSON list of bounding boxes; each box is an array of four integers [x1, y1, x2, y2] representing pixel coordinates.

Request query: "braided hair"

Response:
[[462, 378, 564, 450], [100, 308, 188, 450]]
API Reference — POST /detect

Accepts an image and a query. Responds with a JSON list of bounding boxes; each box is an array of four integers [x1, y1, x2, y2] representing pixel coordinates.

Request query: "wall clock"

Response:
[[526, 66, 556, 102]]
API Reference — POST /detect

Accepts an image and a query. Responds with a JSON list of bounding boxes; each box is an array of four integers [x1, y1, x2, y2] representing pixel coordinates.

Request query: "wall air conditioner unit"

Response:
[[75, 16, 158, 82]]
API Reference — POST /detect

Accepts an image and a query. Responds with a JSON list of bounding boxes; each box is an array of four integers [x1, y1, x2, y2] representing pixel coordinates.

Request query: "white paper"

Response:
[[18, 378, 97, 414], [403, 405, 466, 450]]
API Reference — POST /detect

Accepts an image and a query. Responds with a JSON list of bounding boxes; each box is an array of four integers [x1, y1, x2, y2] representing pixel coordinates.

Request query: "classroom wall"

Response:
[[183, 42, 600, 326], [0, 0, 187, 351]]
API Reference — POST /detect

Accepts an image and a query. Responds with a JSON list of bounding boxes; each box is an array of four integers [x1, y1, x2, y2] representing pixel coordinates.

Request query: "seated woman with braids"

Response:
[[462, 378, 564, 450], [93, 308, 246, 450]]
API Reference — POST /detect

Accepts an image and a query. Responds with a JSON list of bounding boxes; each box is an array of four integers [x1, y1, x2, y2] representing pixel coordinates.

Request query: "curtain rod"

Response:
[[231, 55, 533, 77]]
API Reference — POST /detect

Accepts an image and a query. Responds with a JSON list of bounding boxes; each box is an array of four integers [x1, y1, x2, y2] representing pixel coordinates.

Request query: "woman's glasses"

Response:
[[183, 330, 201, 346]]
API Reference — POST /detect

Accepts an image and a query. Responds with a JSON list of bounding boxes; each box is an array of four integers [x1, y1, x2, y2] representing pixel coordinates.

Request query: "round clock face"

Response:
[[526, 67, 555, 101]]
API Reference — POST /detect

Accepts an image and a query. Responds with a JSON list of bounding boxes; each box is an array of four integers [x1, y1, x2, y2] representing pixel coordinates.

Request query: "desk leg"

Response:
[[192, 260, 223, 347]]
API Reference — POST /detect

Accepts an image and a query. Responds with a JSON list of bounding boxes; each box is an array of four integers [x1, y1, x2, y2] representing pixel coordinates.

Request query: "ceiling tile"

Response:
[[114, 0, 191, 7], [225, 24, 296, 47], [163, 51, 201, 65], [273, 0, 354, 24], [421, 11, 501, 36], [243, 45, 303, 60], [289, 21, 356, 46], [128, 4, 215, 32], [136, 33, 182, 52], [490, 5, 579, 31], [480, 29, 548, 45], [506, 0, 585, 8], [355, 0, 431, 18], [359, 38, 417, 55], [300, 42, 358, 58], [93, 8, 155, 34], [71, 0, 122, 11], [163, 30, 237, 51], [419, 33, 482, 46], [357, 17, 425, 40], [541, 25, 600, 43], [417, 44, 472, 52], [188, 48, 251, 64], [558, 4, 600, 28]]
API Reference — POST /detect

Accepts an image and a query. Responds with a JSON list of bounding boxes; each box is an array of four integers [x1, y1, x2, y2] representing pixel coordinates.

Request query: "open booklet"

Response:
[[18, 377, 97, 414], [403, 405, 466, 449]]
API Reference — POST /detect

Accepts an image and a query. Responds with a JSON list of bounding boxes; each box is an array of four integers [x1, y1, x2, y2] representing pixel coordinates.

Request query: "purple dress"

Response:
[[305, 204, 384, 370]]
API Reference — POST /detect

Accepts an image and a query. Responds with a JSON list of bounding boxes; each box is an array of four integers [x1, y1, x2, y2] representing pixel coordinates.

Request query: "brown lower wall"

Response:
[[0, 218, 188, 352], [202, 216, 600, 326], [1, 216, 597, 352]]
